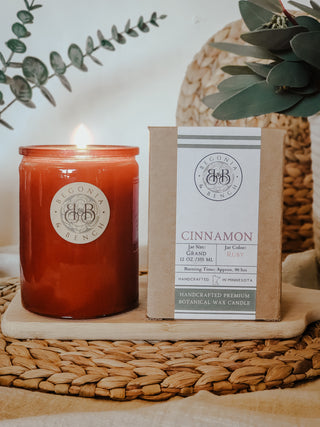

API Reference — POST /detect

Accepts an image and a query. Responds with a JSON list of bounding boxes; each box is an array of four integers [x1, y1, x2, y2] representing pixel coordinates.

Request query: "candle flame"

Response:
[[71, 124, 94, 149]]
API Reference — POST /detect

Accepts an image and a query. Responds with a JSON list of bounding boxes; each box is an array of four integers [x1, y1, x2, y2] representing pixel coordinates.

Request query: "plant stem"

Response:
[[278, 0, 298, 25], [0, 98, 16, 114], [2, 52, 14, 73]]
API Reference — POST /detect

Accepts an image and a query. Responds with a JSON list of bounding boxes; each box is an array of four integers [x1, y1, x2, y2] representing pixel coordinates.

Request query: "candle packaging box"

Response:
[[147, 126, 285, 321]]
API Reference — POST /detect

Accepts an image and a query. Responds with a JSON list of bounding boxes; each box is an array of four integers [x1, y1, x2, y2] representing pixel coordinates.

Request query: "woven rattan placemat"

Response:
[[1, 278, 320, 401]]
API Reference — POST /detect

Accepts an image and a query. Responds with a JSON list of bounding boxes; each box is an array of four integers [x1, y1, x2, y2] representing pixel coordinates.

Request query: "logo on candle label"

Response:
[[194, 153, 243, 201], [50, 182, 110, 244]]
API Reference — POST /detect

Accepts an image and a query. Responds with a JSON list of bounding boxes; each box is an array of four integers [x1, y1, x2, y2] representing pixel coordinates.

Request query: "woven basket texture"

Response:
[[1, 279, 320, 401], [176, 19, 313, 254]]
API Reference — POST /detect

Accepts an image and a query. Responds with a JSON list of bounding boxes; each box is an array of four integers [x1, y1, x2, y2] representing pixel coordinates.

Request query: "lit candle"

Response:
[[71, 123, 94, 149], [19, 128, 139, 319]]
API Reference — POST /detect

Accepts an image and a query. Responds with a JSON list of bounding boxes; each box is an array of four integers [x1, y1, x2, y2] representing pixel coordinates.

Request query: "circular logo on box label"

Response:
[[50, 182, 110, 244], [194, 152, 243, 201]]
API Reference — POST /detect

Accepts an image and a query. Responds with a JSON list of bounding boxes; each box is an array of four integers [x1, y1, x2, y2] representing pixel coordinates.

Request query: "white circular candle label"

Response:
[[50, 182, 110, 244]]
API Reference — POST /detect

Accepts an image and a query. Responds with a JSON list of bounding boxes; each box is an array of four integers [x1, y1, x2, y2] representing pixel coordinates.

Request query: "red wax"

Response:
[[19, 145, 139, 319]]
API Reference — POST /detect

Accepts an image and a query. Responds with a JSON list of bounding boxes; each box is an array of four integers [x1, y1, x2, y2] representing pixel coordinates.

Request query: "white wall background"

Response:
[[0, 0, 303, 250]]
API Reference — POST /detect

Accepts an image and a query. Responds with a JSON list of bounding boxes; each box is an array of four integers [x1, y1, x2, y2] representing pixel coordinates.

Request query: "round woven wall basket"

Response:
[[176, 19, 313, 254]]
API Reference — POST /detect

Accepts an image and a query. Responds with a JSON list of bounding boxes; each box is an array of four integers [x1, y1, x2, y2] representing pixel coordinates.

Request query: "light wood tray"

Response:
[[2, 276, 320, 341]]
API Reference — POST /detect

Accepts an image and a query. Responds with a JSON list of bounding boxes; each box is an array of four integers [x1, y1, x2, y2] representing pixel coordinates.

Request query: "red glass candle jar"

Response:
[[19, 145, 139, 319]]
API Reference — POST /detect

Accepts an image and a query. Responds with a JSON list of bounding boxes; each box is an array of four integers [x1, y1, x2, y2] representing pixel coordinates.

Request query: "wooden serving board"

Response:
[[2, 276, 320, 341]]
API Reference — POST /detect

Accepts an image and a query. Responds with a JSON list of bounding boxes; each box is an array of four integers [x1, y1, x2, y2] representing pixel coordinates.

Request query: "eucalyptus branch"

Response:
[[0, 0, 41, 74], [0, 1, 167, 130], [0, 0, 43, 128]]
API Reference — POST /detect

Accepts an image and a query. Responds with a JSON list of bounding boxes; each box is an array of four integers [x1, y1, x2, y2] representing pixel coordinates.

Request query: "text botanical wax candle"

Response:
[[19, 129, 139, 319]]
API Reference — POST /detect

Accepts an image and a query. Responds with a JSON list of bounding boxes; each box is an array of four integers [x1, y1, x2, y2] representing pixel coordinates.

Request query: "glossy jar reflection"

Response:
[[19, 145, 139, 319]]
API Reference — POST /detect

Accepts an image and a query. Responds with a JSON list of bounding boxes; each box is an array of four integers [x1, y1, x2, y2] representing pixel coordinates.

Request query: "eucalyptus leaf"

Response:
[[116, 34, 126, 44], [245, 0, 282, 13], [111, 25, 118, 39], [291, 31, 320, 69], [22, 100, 36, 108], [212, 81, 302, 120], [97, 30, 115, 50], [10, 75, 32, 102], [284, 91, 320, 116], [221, 65, 255, 75], [267, 61, 311, 87], [0, 118, 14, 130], [288, 1, 320, 19], [150, 12, 159, 27], [68, 44, 86, 70], [40, 86, 56, 106], [203, 89, 242, 110], [58, 74, 72, 92], [12, 22, 30, 38], [101, 39, 115, 51], [17, 10, 34, 24], [241, 26, 307, 51], [0, 52, 5, 66], [6, 39, 26, 53], [311, 0, 320, 10], [86, 36, 94, 54], [218, 74, 263, 91], [88, 54, 103, 65], [50, 51, 66, 75], [23, 0, 30, 10], [125, 19, 131, 33], [97, 30, 105, 43], [273, 49, 301, 62], [295, 16, 320, 31], [239, 0, 274, 31], [159, 15, 167, 19], [111, 25, 126, 44], [0, 91, 4, 105], [210, 42, 277, 60], [138, 16, 149, 32], [22, 56, 48, 85], [126, 28, 139, 37], [0, 71, 7, 84], [246, 62, 275, 77], [290, 83, 318, 95], [29, 5, 42, 10]]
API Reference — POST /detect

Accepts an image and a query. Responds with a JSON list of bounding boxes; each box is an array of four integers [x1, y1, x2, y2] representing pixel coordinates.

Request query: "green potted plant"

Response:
[[203, 0, 320, 262]]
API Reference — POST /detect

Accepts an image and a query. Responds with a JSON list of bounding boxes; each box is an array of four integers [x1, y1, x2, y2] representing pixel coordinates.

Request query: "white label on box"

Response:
[[175, 127, 261, 320]]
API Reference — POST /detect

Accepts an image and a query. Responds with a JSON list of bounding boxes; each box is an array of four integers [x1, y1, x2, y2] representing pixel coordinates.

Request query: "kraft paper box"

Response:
[[147, 126, 285, 321]]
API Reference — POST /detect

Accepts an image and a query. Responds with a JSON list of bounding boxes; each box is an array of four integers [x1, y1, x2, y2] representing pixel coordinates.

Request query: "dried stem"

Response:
[[278, 0, 298, 25]]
